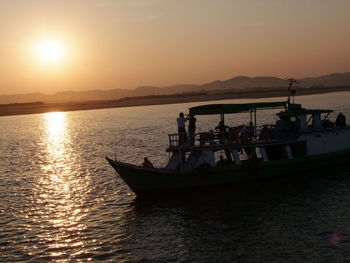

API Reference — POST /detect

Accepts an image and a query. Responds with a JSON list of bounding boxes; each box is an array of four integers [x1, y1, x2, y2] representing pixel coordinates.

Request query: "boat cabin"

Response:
[[277, 103, 333, 131]]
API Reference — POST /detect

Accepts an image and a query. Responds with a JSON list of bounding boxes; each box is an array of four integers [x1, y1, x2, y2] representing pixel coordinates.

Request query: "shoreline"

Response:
[[1, 86, 349, 117]]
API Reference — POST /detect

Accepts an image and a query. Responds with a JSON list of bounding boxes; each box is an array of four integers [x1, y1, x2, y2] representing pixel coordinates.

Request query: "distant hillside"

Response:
[[199, 76, 287, 91], [300, 72, 350, 88], [135, 84, 199, 95], [1, 72, 349, 104]]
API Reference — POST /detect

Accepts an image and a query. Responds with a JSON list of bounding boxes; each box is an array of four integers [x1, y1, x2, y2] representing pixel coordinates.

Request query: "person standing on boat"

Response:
[[177, 112, 187, 145], [187, 113, 196, 146], [336, 113, 346, 127]]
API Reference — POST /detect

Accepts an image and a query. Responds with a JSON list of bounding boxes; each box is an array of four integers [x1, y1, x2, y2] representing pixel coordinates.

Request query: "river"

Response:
[[1, 92, 350, 262]]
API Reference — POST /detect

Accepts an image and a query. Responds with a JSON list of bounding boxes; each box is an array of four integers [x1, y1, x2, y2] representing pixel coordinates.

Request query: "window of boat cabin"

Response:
[[312, 113, 322, 128], [297, 114, 307, 130]]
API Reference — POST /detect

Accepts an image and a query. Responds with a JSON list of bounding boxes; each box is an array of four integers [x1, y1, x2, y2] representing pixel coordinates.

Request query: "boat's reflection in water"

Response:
[[32, 112, 91, 259]]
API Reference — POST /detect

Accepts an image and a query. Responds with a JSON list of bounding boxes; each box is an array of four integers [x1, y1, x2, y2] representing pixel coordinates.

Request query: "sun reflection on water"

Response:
[[32, 112, 91, 259]]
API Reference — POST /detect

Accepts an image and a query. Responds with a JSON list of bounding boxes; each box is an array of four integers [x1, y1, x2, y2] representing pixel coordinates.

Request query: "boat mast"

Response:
[[287, 78, 297, 109], [254, 108, 257, 139]]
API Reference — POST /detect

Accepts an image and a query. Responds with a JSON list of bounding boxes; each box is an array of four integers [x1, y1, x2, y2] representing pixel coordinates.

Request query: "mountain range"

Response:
[[1, 72, 350, 104]]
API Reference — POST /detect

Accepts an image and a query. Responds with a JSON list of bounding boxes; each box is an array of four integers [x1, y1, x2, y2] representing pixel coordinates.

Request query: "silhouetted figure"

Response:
[[215, 121, 229, 132], [259, 125, 270, 140], [321, 117, 333, 128], [142, 157, 154, 168], [247, 121, 254, 138], [215, 121, 232, 161], [215, 121, 229, 144], [177, 112, 187, 145], [217, 155, 226, 165], [187, 113, 196, 146], [276, 116, 290, 129], [336, 113, 346, 127]]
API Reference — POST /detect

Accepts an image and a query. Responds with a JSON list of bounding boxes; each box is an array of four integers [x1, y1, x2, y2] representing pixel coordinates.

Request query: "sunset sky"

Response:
[[0, 0, 349, 95]]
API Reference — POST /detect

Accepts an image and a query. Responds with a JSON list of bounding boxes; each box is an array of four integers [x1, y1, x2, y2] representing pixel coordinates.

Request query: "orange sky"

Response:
[[0, 0, 349, 95]]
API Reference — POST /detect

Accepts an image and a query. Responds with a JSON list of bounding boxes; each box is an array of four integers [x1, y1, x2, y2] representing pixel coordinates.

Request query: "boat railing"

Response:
[[168, 131, 224, 147], [168, 133, 180, 147], [168, 125, 299, 148]]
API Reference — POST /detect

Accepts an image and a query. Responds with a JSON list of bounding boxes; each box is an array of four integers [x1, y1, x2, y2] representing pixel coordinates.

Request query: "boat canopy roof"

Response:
[[189, 101, 286, 115]]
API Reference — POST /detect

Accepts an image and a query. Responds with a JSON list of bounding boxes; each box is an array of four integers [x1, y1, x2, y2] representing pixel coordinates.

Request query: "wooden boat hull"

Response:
[[106, 148, 350, 196]]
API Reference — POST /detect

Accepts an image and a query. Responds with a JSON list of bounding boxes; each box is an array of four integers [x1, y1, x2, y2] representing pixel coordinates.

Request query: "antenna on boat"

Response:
[[286, 77, 298, 109]]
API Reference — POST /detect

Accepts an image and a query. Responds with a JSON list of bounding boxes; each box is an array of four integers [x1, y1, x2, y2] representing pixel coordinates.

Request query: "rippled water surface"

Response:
[[1, 92, 350, 262]]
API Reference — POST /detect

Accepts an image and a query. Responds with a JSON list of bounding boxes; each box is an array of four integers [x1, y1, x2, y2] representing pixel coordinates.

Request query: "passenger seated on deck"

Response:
[[215, 121, 229, 133], [247, 121, 254, 138], [217, 155, 226, 165], [227, 127, 236, 145], [215, 121, 229, 143], [259, 125, 270, 140], [142, 157, 154, 168], [240, 126, 252, 144], [232, 127, 242, 145]]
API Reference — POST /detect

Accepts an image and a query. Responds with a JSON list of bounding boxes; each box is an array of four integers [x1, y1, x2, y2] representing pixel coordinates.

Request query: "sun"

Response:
[[34, 37, 68, 64]]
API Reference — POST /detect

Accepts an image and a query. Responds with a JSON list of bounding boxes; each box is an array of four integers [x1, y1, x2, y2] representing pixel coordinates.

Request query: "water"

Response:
[[1, 92, 350, 262]]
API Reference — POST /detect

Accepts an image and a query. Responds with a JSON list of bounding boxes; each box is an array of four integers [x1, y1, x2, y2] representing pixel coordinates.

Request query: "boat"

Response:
[[106, 79, 350, 196]]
